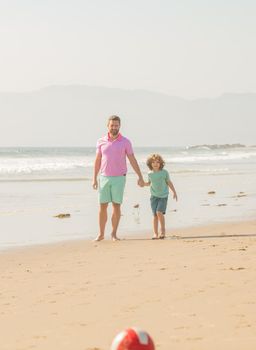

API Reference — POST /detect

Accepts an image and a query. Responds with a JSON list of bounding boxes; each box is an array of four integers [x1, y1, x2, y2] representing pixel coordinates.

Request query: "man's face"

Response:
[[108, 120, 120, 136]]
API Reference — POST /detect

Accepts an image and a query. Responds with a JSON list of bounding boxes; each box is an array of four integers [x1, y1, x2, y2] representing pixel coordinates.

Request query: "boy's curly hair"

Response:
[[146, 154, 165, 170]]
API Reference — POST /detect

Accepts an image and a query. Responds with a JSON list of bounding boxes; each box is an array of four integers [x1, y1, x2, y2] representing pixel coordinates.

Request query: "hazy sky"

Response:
[[1, 0, 256, 98]]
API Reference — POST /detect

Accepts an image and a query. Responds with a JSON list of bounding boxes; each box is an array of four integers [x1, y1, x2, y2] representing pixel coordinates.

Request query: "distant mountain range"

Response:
[[0, 85, 255, 146]]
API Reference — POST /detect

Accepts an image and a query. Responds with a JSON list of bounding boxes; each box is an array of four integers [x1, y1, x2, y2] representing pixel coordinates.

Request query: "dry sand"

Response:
[[1, 220, 256, 350]]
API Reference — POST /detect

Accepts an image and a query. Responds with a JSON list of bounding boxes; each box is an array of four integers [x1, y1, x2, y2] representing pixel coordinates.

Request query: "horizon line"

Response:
[[0, 84, 255, 101]]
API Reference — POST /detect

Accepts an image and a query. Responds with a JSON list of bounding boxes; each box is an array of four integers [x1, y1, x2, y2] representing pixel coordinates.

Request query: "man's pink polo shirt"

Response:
[[96, 133, 134, 176]]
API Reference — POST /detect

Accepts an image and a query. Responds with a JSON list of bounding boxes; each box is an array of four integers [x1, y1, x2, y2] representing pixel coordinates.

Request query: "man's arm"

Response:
[[92, 153, 102, 190], [127, 153, 144, 187]]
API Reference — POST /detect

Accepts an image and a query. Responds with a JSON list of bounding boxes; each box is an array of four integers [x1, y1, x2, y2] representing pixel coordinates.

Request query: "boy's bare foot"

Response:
[[152, 234, 158, 240], [159, 233, 165, 239], [94, 235, 104, 241], [111, 234, 120, 241]]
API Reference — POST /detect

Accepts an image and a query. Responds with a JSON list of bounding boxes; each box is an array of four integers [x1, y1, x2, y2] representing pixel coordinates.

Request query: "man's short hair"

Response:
[[108, 115, 121, 124]]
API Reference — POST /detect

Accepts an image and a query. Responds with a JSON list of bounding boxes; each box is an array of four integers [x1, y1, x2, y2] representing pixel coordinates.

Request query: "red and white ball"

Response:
[[111, 327, 155, 350]]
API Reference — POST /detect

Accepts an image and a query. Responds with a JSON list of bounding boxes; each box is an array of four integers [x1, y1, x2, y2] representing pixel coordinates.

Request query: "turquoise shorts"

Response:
[[99, 175, 126, 204]]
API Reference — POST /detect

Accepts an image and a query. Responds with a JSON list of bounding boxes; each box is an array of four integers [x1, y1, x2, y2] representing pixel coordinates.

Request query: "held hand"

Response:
[[92, 180, 98, 190], [137, 178, 144, 187], [173, 192, 178, 201]]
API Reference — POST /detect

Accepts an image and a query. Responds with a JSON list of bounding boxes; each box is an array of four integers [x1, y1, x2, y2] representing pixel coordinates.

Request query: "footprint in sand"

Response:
[[33, 335, 47, 339], [234, 314, 245, 318], [174, 326, 190, 330], [186, 337, 203, 341]]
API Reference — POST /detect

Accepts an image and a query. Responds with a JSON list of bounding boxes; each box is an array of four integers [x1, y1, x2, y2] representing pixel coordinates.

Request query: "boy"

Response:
[[144, 154, 178, 239]]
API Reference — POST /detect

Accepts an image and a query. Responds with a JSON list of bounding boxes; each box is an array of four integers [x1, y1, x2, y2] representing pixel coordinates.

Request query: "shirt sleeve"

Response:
[[125, 139, 134, 155]]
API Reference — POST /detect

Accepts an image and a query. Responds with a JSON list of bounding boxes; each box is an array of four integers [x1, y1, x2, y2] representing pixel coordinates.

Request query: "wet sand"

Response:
[[0, 220, 256, 350]]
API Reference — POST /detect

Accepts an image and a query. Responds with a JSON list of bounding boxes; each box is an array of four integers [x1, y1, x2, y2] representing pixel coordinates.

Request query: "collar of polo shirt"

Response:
[[107, 132, 122, 141]]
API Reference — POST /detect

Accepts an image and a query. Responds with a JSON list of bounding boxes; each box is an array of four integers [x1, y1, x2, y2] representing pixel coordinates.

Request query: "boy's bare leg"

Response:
[[94, 203, 108, 241], [157, 211, 166, 238], [152, 215, 158, 239], [111, 202, 121, 241]]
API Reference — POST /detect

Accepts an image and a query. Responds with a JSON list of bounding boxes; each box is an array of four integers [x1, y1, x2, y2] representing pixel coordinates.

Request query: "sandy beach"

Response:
[[1, 1, 256, 349], [1, 220, 256, 350]]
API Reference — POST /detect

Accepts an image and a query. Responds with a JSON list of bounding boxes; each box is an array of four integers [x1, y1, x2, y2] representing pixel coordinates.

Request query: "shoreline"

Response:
[[1, 219, 256, 350], [1, 218, 255, 254]]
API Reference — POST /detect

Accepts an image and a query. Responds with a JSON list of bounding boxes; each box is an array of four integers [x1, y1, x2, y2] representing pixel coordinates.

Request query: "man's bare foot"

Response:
[[152, 234, 158, 240], [111, 235, 120, 241], [159, 233, 165, 239], [94, 235, 104, 241]]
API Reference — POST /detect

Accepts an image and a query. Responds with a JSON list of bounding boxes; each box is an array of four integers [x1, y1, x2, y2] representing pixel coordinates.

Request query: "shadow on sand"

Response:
[[124, 233, 256, 241]]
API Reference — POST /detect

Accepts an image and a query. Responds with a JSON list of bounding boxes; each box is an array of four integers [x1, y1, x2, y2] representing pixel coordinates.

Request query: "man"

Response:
[[92, 115, 144, 241]]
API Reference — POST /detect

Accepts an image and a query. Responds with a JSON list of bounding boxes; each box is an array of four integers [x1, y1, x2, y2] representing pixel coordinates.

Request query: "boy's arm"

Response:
[[167, 180, 178, 201], [92, 153, 102, 189]]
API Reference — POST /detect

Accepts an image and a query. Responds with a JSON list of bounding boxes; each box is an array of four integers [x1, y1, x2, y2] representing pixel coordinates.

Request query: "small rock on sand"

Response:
[[208, 191, 216, 194], [232, 192, 247, 198], [53, 213, 71, 218]]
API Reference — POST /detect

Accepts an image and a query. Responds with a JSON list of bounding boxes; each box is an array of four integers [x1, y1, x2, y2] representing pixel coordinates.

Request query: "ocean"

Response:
[[0, 145, 255, 249], [1, 144, 256, 182]]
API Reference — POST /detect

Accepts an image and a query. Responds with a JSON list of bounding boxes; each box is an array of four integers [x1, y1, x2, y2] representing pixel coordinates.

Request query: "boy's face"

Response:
[[151, 159, 161, 171], [108, 120, 120, 136]]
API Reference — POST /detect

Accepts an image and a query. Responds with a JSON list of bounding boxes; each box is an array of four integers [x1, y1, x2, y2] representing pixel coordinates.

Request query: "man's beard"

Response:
[[110, 129, 119, 136]]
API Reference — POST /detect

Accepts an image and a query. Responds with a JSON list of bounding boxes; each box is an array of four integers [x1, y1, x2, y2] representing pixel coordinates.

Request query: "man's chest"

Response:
[[101, 141, 126, 156]]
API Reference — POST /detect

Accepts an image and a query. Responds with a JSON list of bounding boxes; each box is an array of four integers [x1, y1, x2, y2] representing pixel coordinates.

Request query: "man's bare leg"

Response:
[[157, 211, 166, 239], [111, 202, 121, 241], [94, 203, 108, 241], [152, 215, 158, 239]]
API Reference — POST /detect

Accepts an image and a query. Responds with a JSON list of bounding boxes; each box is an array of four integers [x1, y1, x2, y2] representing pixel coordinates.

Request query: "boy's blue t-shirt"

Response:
[[148, 169, 170, 198]]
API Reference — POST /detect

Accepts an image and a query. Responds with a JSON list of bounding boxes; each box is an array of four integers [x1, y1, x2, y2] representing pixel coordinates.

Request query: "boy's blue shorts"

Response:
[[150, 195, 168, 216]]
